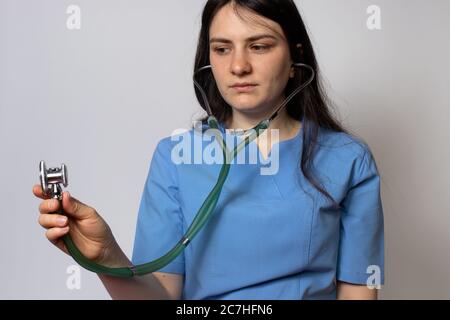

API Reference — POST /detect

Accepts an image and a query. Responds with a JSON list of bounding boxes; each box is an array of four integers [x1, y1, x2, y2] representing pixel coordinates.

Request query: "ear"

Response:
[[297, 43, 304, 55], [289, 63, 295, 78], [290, 67, 295, 78]]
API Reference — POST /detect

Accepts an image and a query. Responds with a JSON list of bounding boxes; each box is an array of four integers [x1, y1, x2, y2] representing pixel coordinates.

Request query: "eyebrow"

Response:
[[209, 34, 278, 44]]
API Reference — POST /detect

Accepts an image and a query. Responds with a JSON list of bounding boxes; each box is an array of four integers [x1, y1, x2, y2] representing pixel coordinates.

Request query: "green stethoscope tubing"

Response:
[[59, 62, 314, 277], [59, 116, 269, 277]]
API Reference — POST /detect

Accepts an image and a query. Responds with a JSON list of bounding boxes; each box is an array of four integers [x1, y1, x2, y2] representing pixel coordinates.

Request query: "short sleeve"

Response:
[[336, 147, 384, 285], [131, 138, 185, 274]]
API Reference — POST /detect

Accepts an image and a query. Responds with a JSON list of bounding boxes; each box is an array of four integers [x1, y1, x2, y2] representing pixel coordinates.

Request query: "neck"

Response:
[[225, 104, 301, 142]]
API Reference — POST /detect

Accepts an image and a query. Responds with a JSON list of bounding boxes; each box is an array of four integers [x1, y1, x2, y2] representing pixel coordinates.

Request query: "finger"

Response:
[[46, 226, 70, 243], [62, 191, 94, 220], [39, 213, 68, 229], [32, 184, 51, 200], [39, 198, 62, 214]]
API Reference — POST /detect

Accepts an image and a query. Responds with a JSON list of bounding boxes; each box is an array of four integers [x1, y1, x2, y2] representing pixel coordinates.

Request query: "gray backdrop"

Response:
[[1, 0, 449, 299]]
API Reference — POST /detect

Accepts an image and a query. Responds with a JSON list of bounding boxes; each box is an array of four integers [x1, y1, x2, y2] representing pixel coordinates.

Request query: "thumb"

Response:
[[62, 191, 94, 220]]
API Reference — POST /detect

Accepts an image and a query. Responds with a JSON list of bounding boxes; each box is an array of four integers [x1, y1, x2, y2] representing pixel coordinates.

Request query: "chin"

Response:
[[231, 100, 276, 116], [228, 97, 262, 110]]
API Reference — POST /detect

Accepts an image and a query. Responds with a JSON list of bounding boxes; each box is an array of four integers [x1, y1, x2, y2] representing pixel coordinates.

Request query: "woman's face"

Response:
[[209, 4, 293, 118]]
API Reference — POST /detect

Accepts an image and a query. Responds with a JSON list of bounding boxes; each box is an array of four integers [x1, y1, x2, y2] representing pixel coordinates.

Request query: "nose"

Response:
[[230, 50, 252, 76]]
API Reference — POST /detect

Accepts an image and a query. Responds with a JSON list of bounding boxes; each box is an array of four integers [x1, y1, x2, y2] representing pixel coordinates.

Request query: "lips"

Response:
[[230, 83, 258, 93], [231, 83, 257, 88]]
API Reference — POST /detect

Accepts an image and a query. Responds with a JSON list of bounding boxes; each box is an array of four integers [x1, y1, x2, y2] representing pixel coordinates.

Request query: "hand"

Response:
[[33, 184, 118, 265]]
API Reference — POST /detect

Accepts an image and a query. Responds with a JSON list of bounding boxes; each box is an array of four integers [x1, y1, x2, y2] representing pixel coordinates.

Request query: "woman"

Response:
[[33, 0, 384, 299]]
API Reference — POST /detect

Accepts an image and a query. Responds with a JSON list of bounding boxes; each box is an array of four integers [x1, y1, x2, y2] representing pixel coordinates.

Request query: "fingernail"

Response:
[[57, 216, 67, 225]]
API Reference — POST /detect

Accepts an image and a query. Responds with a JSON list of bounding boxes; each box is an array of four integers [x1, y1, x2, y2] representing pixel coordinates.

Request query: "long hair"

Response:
[[193, 0, 350, 208]]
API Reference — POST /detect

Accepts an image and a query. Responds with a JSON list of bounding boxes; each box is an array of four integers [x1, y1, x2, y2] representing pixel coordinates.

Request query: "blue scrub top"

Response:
[[132, 121, 384, 299]]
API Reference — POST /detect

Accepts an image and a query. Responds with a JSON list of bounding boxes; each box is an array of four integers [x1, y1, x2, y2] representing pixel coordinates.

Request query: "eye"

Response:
[[251, 44, 271, 52], [212, 47, 230, 55]]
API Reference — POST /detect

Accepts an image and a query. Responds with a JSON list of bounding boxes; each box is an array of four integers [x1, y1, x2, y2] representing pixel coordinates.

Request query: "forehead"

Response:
[[209, 4, 284, 40]]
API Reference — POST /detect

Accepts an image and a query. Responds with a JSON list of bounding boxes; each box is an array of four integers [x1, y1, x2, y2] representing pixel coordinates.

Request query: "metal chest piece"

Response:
[[39, 160, 68, 200]]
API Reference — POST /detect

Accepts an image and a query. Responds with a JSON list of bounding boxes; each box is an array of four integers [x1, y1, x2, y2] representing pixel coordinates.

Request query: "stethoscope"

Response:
[[39, 62, 315, 277]]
